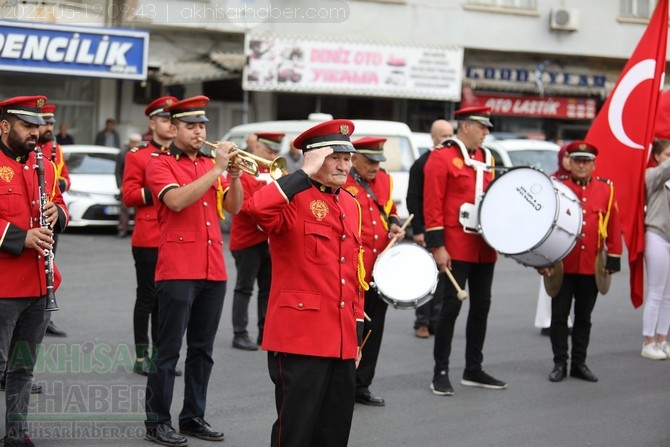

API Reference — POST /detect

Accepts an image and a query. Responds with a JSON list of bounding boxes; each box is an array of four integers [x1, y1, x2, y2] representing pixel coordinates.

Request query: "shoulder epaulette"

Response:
[[129, 143, 148, 153], [341, 187, 356, 198], [437, 140, 457, 150], [596, 176, 612, 185], [151, 150, 171, 157], [558, 174, 569, 181]]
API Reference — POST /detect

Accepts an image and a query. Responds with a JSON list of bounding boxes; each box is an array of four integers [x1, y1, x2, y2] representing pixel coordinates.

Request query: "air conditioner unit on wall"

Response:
[[550, 8, 579, 31]]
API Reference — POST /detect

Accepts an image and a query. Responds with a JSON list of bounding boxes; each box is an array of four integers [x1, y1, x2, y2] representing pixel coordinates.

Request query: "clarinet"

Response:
[[35, 146, 59, 311]]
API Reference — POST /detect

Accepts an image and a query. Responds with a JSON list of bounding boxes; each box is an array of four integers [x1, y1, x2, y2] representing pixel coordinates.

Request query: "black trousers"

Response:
[[268, 352, 355, 447], [433, 261, 495, 374], [414, 278, 445, 330], [356, 287, 388, 393], [145, 279, 226, 427], [132, 247, 158, 358], [550, 274, 599, 366], [231, 242, 271, 340]]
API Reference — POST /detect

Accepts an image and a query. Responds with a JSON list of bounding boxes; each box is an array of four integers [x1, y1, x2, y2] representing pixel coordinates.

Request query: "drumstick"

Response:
[[379, 214, 414, 257], [359, 329, 373, 354], [443, 267, 468, 301], [364, 312, 371, 322]]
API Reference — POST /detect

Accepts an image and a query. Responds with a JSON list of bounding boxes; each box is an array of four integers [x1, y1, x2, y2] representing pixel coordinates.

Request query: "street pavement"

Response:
[[4, 230, 670, 446]]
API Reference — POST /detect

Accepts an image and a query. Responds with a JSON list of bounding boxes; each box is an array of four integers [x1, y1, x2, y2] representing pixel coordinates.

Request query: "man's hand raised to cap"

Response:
[[301, 147, 333, 176]]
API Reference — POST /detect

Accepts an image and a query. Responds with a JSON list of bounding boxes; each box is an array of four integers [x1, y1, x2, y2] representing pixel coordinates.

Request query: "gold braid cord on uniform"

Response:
[[380, 175, 394, 232], [211, 159, 226, 221], [597, 181, 614, 250], [353, 198, 369, 291]]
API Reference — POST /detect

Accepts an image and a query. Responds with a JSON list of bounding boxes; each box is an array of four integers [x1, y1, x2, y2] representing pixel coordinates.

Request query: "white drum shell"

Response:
[[372, 243, 438, 309], [478, 167, 582, 267]]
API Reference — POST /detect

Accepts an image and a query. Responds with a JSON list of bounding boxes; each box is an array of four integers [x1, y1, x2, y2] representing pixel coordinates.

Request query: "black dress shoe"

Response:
[[570, 364, 598, 382], [355, 390, 385, 406], [232, 335, 258, 351], [145, 423, 188, 446], [45, 320, 67, 337], [179, 417, 224, 441], [540, 327, 550, 336], [548, 363, 567, 382]]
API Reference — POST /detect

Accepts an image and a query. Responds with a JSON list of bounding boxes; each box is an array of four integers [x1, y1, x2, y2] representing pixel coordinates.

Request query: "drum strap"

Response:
[[350, 167, 390, 230]]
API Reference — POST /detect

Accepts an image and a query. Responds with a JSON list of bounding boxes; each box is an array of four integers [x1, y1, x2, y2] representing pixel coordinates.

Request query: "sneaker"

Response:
[[641, 342, 667, 360], [461, 370, 507, 390], [430, 370, 454, 396], [660, 341, 670, 358]]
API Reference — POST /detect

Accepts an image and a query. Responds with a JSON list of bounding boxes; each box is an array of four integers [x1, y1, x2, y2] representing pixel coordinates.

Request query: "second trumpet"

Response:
[[198, 138, 288, 179]]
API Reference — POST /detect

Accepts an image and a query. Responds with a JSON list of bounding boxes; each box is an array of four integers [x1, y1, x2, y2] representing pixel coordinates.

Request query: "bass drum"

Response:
[[372, 243, 438, 309], [478, 167, 582, 267]]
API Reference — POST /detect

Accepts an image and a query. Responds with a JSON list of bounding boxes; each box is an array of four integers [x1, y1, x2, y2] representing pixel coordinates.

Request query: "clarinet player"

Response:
[[0, 96, 69, 447]]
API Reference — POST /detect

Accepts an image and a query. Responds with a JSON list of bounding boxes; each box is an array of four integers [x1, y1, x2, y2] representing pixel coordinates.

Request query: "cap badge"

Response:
[[0, 166, 15, 182], [35, 98, 45, 107], [578, 143, 587, 150], [339, 125, 349, 135], [310, 200, 329, 221], [165, 99, 173, 106]]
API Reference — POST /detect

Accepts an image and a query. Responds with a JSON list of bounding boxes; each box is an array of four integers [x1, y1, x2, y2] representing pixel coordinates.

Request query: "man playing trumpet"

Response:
[[144, 95, 243, 446]]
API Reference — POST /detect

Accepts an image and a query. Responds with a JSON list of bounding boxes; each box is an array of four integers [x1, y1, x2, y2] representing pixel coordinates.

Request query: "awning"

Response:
[[153, 52, 245, 86], [147, 32, 245, 85]]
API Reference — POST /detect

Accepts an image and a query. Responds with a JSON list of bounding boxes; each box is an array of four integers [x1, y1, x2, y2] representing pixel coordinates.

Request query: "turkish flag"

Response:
[[585, 0, 668, 308]]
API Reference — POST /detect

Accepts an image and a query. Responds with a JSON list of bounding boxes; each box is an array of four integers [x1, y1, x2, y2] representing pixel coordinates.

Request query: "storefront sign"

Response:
[[0, 20, 148, 80], [461, 92, 596, 119], [244, 34, 463, 100], [465, 65, 607, 89]]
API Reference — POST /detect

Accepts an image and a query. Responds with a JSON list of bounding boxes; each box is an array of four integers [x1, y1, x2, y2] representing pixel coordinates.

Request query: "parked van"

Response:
[[222, 114, 419, 216]]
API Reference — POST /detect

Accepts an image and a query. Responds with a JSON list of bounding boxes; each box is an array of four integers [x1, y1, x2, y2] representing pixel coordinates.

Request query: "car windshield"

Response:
[[508, 150, 558, 174], [65, 152, 117, 175]]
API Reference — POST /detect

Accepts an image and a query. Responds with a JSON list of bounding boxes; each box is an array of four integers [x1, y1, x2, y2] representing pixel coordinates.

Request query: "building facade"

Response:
[[0, 0, 665, 142]]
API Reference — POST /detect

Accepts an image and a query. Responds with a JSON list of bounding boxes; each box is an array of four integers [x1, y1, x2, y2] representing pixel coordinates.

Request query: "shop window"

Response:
[[133, 80, 162, 104], [203, 79, 243, 102], [620, 0, 656, 18]]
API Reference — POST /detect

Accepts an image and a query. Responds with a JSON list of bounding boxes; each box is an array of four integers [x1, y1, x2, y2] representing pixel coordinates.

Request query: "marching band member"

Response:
[[144, 96, 242, 446], [344, 136, 404, 407], [247, 119, 365, 447], [229, 132, 285, 351], [0, 96, 69, 447], [541, 141, 622, 382], [121, 96, 178, 376], [424, 106, 507, 396]]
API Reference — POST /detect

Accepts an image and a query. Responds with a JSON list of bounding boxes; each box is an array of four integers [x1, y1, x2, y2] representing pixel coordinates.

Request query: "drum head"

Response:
[[479, 167, 558, 255], [372, 243, 437, 306]]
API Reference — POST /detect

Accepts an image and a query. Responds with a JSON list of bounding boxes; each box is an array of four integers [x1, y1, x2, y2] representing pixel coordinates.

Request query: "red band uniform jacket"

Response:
[[247, 172, 365, 360], [229, 169, 273, 251], [40, 139, 70, 192], [146, 145, 230, 281], [0, 147, 69, 297], [559, 175, 623, 274], [343, 169, 399, 282], [122, 140, 168, 248], [423, 143, 497, 261]]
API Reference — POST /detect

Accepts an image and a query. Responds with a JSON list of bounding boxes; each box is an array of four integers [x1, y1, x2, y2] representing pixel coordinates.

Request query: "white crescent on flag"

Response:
[[607, 58, 656, 150]]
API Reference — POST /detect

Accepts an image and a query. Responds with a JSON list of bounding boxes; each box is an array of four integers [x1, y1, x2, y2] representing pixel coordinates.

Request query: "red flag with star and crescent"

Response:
[[585, 0, 668, 308]]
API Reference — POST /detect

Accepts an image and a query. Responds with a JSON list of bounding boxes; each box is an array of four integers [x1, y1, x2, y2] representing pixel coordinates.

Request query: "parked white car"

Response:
[[483, 136, 560, 174], [222, 114, 419, 216], [411, 132, 433, 156], [61, 145, 128, 227]]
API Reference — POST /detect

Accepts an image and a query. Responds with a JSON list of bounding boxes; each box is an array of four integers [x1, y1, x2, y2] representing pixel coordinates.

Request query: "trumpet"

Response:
[[198, 138, 288, 180]]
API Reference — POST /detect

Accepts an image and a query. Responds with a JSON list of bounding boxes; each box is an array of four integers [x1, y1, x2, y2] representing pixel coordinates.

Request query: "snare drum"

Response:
[[372, 243, 438, 309], [478, 167, 582, 267]]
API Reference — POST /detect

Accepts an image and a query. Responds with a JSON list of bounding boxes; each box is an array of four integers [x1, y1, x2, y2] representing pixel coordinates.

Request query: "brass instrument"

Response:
[[198, 138, 288, 179]]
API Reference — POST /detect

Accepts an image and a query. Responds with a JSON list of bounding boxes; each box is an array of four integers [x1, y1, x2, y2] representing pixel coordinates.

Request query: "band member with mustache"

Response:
[[121, 96, 179, 376], [247, 119, 366, 447], [144, 96, 243, 446], [344, 136, 404, 407], [424, 106, 507, 396], [0, 95, 69, 447]]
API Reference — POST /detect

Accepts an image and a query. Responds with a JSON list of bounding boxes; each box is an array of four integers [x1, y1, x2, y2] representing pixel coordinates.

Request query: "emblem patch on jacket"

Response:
[[345, 185, 359, 196], [452, 158, 464, 169], [0, 166, 14, 182], [310, 200, 329, 221]]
